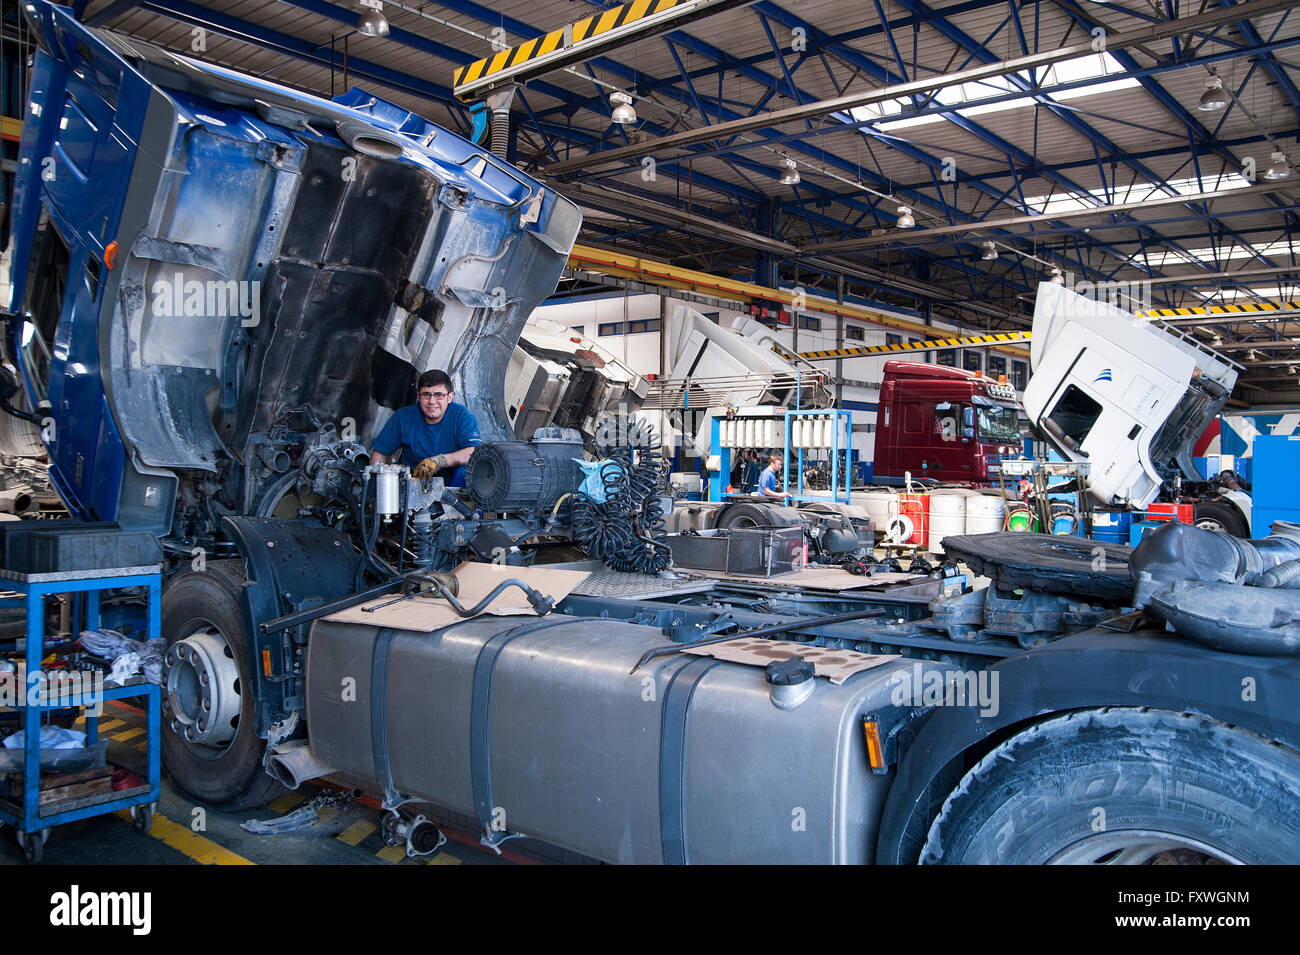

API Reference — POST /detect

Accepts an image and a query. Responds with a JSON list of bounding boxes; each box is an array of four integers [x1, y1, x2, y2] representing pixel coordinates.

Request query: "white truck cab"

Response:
[[1023, 283, 1249, 533]]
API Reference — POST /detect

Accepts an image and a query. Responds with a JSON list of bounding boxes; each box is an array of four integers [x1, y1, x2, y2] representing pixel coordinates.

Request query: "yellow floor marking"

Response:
[[73, 715, 85, 725], [336, 819, 377, 846], [116, 810, 254, 865], [428, 853, 462, 865], [112, 726, 146, 742], [316, 807, 338, 823], [376, 845, 406, 863], [94, 718, 125, 733], [267, 791, 306, 814], [133, 741, 147, 753]]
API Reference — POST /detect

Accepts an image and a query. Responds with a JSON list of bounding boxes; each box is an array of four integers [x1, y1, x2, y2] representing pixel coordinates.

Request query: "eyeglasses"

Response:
[[419, 391, 451, 401]]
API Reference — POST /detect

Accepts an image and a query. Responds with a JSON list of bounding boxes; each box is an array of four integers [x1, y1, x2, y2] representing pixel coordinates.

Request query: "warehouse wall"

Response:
[[532, 289, 1027, 466]]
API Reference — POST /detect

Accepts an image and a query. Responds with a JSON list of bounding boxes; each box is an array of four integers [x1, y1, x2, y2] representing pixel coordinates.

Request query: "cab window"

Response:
[[19, 215, 71, 400]]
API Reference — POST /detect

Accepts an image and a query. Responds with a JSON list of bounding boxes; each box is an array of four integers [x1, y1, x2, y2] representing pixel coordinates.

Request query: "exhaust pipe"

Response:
[[257, 444, 291, 474], [267, 740, 335, 789]]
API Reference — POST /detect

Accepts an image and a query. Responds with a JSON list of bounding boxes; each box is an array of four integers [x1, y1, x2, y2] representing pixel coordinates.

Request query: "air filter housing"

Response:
[[466, 428, 584, 512]]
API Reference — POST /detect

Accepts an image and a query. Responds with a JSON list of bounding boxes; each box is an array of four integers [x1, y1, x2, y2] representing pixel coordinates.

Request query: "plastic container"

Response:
[[1147, 503, 1193, 524], [853, 488, 900, 535], [964, 493, 1005, 534], [928, 490, 968, 553], [899, 493, 930, 546], [1091, 509, 1132, 544]]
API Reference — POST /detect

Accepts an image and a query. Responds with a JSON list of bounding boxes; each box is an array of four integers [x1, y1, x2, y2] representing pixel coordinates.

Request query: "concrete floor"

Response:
[[0, 700, 523, 866]]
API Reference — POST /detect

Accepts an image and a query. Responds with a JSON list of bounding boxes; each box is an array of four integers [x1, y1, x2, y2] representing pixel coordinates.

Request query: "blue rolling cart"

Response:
[[0, 563, 162, 862]]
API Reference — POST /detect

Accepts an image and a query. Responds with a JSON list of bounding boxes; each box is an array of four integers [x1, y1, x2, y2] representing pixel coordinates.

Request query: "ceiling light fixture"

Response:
[[1197, 75, 1230, 112], [980, 241, 998, 261], [610, 91, 637, 125], [779, 157, 800, 186], [1050, 267, 1065, 285], [357, 0, 389, 36], [895, 205, 915, 229], [1264, 150, 1292, 181]]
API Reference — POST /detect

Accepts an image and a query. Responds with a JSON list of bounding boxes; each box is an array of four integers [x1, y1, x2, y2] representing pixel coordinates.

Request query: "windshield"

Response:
[[977, 404, 1022, 444]]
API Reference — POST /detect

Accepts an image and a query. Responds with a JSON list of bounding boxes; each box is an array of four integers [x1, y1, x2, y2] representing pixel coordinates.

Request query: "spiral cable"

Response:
[[571, 426, 671, 574]]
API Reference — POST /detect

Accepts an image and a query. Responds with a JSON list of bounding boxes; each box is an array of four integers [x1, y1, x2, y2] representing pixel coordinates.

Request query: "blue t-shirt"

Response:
[[758, 466, 780, 495], [373, 402, 482, 463]]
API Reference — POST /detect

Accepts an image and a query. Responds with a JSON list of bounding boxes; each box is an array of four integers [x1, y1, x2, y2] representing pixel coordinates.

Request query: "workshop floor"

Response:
[[0, 700, 525, 866]]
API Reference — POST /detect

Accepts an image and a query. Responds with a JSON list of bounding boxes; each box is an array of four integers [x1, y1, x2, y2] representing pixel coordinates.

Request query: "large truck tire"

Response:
[[161, 560, 287, 809], [921, 708, 1300, 865], [1194, 500, 1249, 538], [716, 502, 802, 530]]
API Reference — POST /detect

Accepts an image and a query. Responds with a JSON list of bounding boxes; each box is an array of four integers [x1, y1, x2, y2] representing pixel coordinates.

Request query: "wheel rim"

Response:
[[164, 627, 242, 747], [1047, 830, 1242, 865], [1196, 518, 1226, 532]]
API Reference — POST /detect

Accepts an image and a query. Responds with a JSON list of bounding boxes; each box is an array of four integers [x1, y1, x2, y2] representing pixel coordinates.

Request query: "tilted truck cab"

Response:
[[1022, 282, 1250, 533]]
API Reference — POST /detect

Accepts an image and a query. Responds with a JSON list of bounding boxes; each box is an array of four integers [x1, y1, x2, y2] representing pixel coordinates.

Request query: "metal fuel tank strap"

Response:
[[659, 656, 722, 865], [469, 616, 580, 845]]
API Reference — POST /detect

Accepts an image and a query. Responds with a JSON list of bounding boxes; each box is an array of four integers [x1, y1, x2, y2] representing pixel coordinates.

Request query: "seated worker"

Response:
[[756, 453, 787, 501], [369, 369, 481, 486]]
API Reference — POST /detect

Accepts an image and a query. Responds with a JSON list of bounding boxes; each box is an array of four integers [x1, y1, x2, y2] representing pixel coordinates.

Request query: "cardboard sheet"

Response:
[[682, 637, 898, 685], [322, 563, 590, 633]]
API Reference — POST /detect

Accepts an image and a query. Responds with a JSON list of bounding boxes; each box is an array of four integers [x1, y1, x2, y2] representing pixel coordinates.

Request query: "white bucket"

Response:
[[965, 493, 1005, 534], [928, 490, 969, 553]]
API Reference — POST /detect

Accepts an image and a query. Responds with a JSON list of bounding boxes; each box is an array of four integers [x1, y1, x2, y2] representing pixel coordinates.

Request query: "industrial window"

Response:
[[886, 333, 901, 347], [936, 349, 956, 366], [1048, 385, 1103, 448], [598, 319, 662, 335], [988, 355, 1007, 378], [799, 316, 821, 331], [963, 350, 982, 373], [846, 325, 865, 341], [1012, 360, 1028, 390]]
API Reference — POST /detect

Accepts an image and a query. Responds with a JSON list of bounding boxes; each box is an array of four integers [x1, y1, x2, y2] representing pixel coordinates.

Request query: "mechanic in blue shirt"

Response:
[[757, 454, 787, 500], [368, 369, 482, 486]]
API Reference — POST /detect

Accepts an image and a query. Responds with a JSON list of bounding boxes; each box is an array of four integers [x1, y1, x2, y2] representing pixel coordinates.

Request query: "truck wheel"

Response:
[[921, 708, 1300, 864], [1194, 501, 1248, 538], [716, 502, 801, 529], [161, 561, 287, 809]]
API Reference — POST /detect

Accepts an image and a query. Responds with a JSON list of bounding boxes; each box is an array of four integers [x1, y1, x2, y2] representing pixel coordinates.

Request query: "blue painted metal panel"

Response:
[[1251, 434, 1300, 534]]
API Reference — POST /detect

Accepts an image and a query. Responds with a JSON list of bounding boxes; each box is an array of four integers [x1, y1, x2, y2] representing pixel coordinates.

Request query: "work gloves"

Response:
[[412, 455, 452, 480]]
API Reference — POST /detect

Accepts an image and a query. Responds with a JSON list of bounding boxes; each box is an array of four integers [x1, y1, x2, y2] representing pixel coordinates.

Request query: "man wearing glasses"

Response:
[[368, 369, 482, 486]]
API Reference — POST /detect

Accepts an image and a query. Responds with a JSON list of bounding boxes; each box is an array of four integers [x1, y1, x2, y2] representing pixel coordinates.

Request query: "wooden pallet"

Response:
[[7, 764, 114, 807]]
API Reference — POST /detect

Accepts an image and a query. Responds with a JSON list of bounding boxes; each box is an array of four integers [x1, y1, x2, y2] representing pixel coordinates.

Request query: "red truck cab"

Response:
[[873, 360, 1023, 484]]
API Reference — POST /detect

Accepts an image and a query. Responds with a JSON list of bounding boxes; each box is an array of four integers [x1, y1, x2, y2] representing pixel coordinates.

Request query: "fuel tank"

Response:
[[305, 614, 934, 864]]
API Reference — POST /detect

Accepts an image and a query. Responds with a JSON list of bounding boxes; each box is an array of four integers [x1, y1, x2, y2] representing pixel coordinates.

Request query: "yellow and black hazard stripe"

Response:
[[1141, 302, 1300, 317], [454, 0, 750, 99], [796, 331, 1031, 362]]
